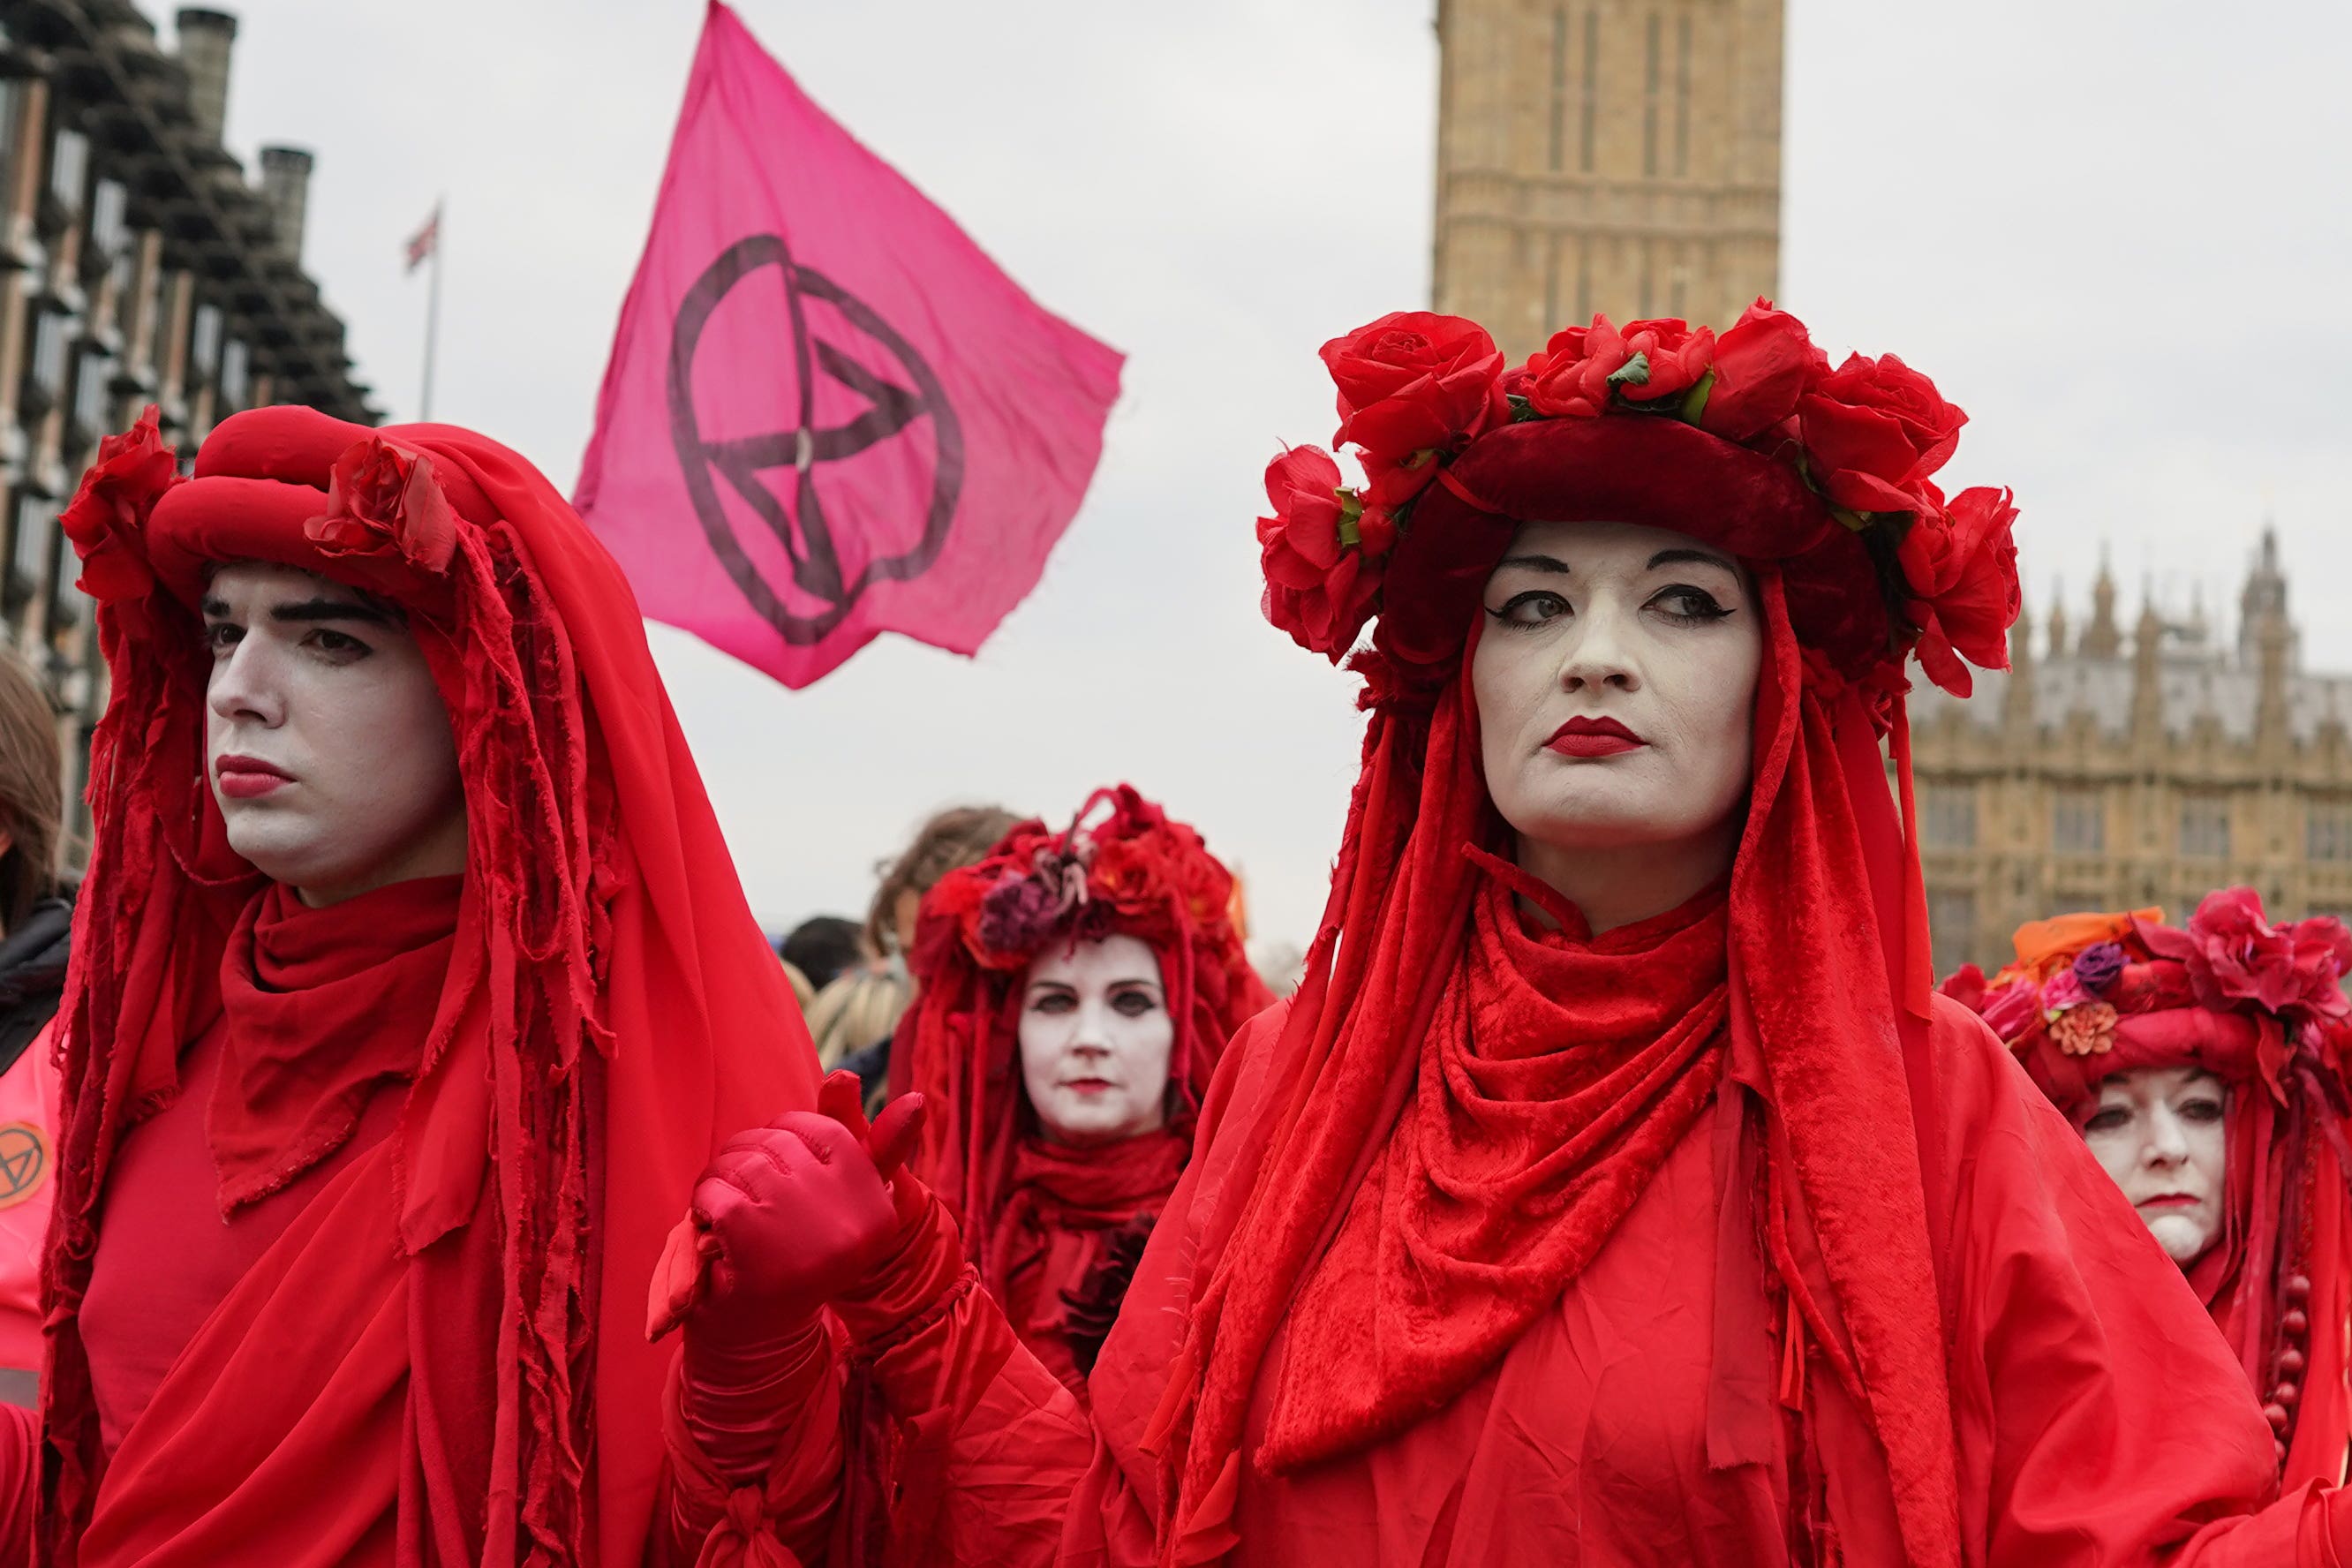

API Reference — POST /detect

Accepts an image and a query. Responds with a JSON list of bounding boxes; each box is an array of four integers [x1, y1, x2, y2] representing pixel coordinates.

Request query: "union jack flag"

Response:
[[404, 205, 440, 274]]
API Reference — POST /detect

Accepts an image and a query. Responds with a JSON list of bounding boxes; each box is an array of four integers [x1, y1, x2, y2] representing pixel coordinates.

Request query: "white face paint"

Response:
[[1470, 519, 1761, 918], [2079, 1065, 2229, 1267], [203, 563, 467, 907], [1016, 932, 1174, 1146]]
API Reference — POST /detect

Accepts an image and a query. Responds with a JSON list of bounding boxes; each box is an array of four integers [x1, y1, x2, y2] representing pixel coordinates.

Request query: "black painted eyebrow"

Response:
[[269, 598, 396, 627], [1025, 975, 1165, 994], [1494, 553, 1572, 576], [200, 594, 395, 627], [1647, 547, 1739, 576]]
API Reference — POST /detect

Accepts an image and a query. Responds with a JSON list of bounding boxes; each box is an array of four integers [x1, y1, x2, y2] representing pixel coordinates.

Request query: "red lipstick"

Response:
[[1545, 716, 1646, 758], [215, 754, 293, 800]]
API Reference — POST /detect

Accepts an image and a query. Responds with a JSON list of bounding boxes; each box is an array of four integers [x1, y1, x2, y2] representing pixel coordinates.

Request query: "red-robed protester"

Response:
[[894, 787, 1270, 1395], [660, 305, 2352, 1565], [1947, 893, 2352, 1487], [5, 405, 825, 1566]]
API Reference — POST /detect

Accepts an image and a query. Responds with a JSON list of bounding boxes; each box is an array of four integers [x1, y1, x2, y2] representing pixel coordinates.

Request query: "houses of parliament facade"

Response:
[[1910, 542, 2352, 976], [1431, 0, 2351, 976]]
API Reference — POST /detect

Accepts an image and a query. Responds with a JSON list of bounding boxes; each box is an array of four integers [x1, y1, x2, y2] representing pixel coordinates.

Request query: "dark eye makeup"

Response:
[[1481, 581, 1737, 629]]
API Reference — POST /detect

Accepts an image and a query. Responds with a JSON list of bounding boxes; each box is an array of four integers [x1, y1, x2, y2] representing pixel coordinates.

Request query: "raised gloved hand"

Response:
[[649, 1070, 927, 1351], [653, 1072, 929, 1484]]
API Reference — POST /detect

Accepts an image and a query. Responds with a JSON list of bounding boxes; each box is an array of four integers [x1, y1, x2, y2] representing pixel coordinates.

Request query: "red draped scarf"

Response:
[[990, 1132, 1191, 1387], [1264, 856, 1730, 1466], [209, 877, 462, 1214]]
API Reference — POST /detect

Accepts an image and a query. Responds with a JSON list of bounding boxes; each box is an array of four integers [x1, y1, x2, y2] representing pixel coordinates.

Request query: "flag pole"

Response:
[[420, 200, 443, 421]]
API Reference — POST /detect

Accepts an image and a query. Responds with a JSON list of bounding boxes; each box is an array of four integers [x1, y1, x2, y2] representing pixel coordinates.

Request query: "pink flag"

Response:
[[575, 2, 1123, 689]]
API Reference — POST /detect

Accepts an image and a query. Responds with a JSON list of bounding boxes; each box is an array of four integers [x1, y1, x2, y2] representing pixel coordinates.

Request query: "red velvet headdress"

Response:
[[43, 407, 818, 1563], [1144, 307, 2023, 1566], [1944, 891, 2352, 1482], [897, 785, 1272, 1275]]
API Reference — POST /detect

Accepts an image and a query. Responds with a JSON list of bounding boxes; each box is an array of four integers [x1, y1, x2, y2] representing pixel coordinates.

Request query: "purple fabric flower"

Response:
[[978, 874, 1066, 955], [2072, 941, 2126, 998]]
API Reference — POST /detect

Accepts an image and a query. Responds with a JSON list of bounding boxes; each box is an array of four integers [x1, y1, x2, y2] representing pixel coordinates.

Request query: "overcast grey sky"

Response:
[[201, 0, 2352, 946]]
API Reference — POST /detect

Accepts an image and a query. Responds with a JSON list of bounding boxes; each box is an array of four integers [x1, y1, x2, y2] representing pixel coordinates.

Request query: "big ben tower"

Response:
[[1430, 0, 1784, 359]]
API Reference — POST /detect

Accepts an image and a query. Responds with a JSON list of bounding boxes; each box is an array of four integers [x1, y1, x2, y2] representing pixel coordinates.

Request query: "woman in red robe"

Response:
[[894, 786, 1270, 1396], [662, 305, 2352, 1564], [11, 405, 827, 1564], [1948, 892, 2352, 1487]]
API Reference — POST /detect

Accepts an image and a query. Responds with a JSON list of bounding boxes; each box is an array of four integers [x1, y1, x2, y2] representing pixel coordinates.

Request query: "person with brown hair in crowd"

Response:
[[0, 648, 70, 1410], [835, 804, 1019, 1103]]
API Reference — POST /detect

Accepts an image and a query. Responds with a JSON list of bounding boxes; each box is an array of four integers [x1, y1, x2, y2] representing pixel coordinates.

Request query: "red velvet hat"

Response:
[[1149, 306, 2022, 1567]]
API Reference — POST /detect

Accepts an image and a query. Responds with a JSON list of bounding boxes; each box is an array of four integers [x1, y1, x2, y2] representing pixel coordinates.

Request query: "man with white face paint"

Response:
[[1953, 889, 2352, 1486], [874, 787, 1268, 1398], [201, 563, 468, 903]]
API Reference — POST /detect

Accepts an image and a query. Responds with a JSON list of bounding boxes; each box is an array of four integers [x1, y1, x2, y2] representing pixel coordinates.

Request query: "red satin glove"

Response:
[[654, 1071, 927, 1352], [652, 1072, 926, 1483]]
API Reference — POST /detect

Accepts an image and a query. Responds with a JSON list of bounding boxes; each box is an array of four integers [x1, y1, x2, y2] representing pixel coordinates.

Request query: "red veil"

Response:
[[1142, 311, 2024, 1565], [41, 407, 818, 1564], [1947, 893, 2352, 1485], [895, 786, 1271, 1304]]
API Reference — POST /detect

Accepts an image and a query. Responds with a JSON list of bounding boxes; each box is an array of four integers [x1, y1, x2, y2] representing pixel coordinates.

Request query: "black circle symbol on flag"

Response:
[[667, 233, 966, 645]]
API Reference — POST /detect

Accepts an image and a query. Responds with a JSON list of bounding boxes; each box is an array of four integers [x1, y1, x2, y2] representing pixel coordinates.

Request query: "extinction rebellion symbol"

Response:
[[0, 1121, 47, 1210], [667, 233, 966, 645]]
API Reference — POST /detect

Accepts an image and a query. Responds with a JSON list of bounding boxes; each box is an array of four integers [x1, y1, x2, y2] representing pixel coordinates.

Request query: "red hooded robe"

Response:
[[25, 405, 821, 1566]]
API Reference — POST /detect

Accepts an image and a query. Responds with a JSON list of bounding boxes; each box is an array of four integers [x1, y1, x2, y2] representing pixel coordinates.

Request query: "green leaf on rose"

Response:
[[1678, 369, 1715, 425], [1507, 393, 1540, 423], [1606, 351, 1652, 388]]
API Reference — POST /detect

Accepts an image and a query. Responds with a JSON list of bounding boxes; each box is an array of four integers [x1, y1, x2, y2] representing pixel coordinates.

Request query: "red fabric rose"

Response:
[[1692, 299, 1828, 441], [1979, 978, 2042, 1043], [1521, 317, 1633, 419], [1609, 318, 1716, 403], [306, 438, 459, 572], [1937, 963, 1987, 1010], [58, 404, 177, 603], [1257, 447, 1390, 661], [1900, 486, 2020, 697], [1797, 351, 1967, 515], [2174, 890, 2352, 1022], [1320, 313, 1506, 507]]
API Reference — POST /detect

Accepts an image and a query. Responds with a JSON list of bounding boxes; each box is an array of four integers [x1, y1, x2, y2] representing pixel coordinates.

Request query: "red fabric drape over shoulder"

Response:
[[42, 407, 819, 1565]]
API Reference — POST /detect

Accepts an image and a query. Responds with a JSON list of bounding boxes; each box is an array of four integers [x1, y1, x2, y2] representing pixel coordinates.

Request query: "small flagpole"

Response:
[[419, 200, 443, 421]]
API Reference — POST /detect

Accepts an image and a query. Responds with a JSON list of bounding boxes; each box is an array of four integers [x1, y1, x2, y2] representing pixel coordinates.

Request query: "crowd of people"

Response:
[[0, 304, 2340, 1564]]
